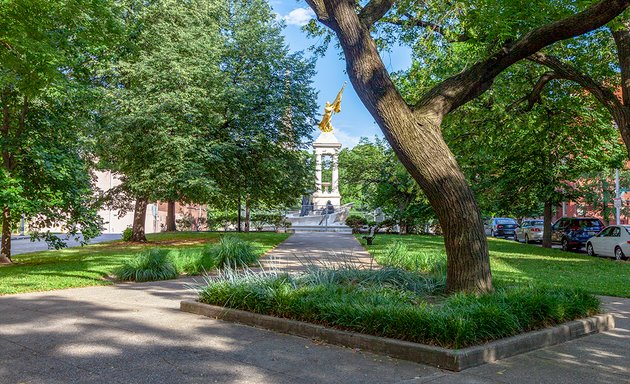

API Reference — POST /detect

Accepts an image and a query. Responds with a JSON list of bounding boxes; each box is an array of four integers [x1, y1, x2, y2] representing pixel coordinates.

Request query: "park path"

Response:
[[0, 232, 629, 384], [259, 232, 376, 272]]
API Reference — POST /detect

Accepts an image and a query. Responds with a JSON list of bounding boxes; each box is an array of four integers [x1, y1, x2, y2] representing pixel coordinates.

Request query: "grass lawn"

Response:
[[357, 234, 630, 298], [0, 232, 289, 295]]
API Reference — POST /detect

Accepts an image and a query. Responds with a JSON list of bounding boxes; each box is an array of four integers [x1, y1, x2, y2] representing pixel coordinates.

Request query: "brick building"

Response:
[[96, 171, 206, 234]]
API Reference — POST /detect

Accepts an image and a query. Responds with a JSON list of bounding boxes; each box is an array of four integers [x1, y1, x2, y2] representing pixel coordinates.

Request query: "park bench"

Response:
[[362, 225, 378, 245]]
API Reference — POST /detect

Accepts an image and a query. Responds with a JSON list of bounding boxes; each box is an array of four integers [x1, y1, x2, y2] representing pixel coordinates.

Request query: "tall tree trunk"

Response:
[[613, 21, 630, 154], [237, 194, 242, 233], [244, 196, 251, 233], [131, 198, 148, 242], [0, 206, 12, 264], [166, 201, 176, 231], [412, 136, 491, 293], [542, 200, 553, 248]]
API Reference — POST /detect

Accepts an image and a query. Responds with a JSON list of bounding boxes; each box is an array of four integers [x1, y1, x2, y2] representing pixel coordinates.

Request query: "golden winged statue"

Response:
[[318, 83, 346, 132]]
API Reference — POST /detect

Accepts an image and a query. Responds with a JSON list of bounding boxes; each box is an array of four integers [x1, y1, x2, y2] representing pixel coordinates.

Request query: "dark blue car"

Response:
[[484, 218, 519, 238], [551, 217, 604, 251]]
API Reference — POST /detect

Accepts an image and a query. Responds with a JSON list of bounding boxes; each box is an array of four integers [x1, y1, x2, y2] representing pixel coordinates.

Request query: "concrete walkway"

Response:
[[0, 232, 629, 383], [260, 232, 376, 272]]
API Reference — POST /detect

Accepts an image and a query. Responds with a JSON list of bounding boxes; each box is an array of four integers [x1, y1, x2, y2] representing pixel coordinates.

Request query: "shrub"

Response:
[[122, 227, 133, 242], [113, 248, 178, 282], [378, 218, 397, 233], [207, 211, 238, 231], [345, 215, 367, 233], [197, 266, 600, 348], [206, 236, 257, 268], [176, 213, 195, 231]]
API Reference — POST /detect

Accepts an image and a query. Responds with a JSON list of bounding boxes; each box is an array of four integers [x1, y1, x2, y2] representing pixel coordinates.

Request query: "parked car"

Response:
[[551, 217, 604, 251], [586, 225, 630, 261], [514, 219, 544, 243], [484, 218, 518, 238]]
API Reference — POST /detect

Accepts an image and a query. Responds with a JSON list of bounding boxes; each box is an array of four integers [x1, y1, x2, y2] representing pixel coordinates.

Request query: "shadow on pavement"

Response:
[[0, 278, 434, 384]]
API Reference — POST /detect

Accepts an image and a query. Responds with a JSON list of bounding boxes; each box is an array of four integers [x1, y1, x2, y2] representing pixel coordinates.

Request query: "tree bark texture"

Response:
[[613, 22, 630, 156], [131, 198, 148, 242], [0, 206, 12, 264], [166, 201, 176, 232], [542, 201, 553, 248]]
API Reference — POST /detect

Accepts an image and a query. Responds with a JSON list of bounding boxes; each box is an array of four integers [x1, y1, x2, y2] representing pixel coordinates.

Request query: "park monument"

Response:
[[311, 84, 345, 211]]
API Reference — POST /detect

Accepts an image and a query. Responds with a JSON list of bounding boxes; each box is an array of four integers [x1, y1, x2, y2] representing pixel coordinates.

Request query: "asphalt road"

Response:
[[8, 233, 122, 256]]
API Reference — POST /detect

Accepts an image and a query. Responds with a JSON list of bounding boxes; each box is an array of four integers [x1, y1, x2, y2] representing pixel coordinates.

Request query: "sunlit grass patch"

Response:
[[0, 232, 289, 294], [358, 234, 630, 297]]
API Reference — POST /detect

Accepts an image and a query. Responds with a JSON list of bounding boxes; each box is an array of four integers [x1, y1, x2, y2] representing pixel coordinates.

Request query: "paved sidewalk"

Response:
[[0, 232, 629, 383], [260, 232, 376, 272]]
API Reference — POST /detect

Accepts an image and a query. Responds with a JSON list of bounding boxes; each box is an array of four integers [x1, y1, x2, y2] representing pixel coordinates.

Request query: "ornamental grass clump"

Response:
[[382, 241, 446, 276], [196, 264, 600, 349], [206, 236, 257, 269], [171, 248, 215, 275], [113, 248, 178, 282]]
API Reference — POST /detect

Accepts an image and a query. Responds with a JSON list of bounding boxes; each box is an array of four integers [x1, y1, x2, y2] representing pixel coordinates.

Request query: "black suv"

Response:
[[551, 217, 604, 251]]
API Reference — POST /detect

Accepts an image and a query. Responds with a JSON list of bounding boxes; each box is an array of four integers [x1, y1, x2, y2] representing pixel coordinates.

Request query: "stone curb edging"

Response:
[[180, 300, 615, 372]]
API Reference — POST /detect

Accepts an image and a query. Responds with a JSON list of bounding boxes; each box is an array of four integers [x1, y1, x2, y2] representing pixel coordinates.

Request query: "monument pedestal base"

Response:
[[312, 194, 341, 211]]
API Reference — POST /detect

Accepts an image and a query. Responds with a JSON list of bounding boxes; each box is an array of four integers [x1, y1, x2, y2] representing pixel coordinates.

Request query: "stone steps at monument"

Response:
[[288, 225, 352, 234]]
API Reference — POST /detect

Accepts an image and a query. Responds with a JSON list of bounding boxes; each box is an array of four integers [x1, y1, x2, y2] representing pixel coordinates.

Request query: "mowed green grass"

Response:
[[0, 232, 289, 295], [358, 235, 630, 298]]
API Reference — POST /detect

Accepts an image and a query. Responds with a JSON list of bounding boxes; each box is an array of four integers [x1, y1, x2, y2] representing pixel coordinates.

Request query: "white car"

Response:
[[586, 225, 630, 261]]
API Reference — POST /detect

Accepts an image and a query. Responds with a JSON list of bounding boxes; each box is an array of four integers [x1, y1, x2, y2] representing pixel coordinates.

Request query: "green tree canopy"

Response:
[[1, 0, 118, 262]]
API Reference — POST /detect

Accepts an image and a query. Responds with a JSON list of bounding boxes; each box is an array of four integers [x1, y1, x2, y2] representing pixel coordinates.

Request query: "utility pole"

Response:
[[615, 169, 621, 225]]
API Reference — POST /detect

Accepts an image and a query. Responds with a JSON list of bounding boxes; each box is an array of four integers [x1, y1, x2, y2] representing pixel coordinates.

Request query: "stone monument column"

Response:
[[331, 152, 339, 193], [312, 132, 342, 210], [315, 153, 322, 192]]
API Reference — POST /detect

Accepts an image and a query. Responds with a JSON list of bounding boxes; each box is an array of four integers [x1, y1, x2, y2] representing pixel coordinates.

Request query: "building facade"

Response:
[[96, 171, 206, 234]]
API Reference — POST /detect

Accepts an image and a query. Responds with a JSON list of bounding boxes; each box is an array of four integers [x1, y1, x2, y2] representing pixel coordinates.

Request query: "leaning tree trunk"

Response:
[[542, 200, 553, 248], [166, 201, 176, 232], [612, 22, 630, 156], [405, 127, 492, 293], [0, 206, 12, 264], [326, 2, 492, 293], [131, 198, 148, 243]]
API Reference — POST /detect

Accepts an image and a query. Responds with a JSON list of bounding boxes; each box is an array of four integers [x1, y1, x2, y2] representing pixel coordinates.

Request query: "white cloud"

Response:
[[334, 129, 361, 149], [280, 8, 315, 26], [312, 127, 361, 149]]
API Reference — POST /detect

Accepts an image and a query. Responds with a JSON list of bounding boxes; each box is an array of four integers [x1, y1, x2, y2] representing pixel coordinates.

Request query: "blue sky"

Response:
[[270, 1, 412, 148]]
